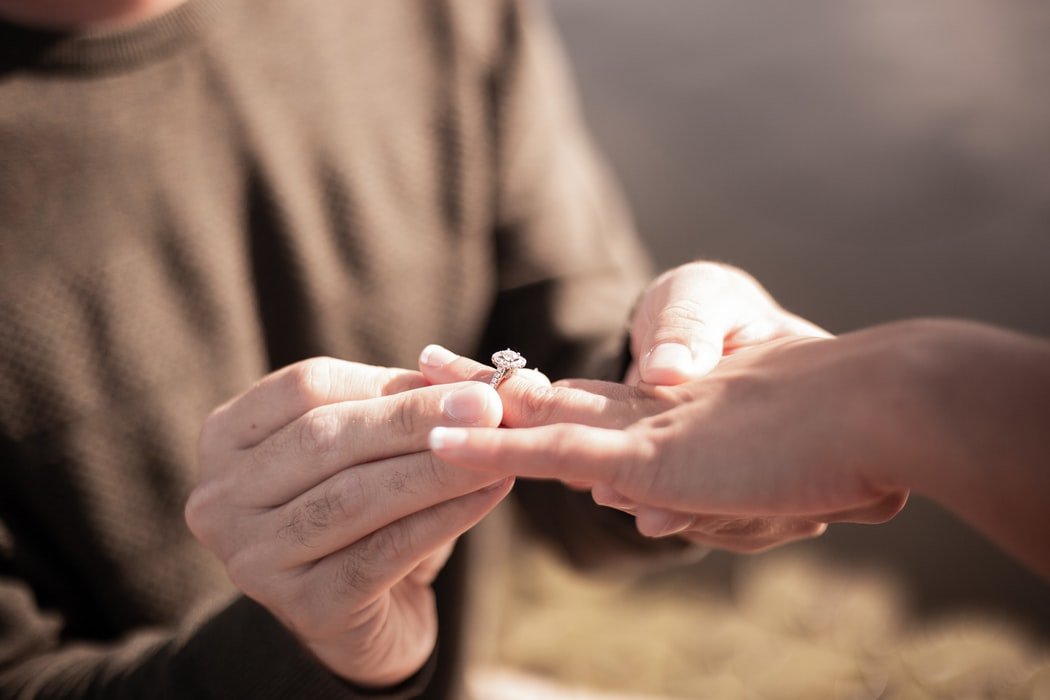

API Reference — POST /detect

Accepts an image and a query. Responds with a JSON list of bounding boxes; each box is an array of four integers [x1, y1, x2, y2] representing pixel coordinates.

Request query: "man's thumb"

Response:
[[639, 308, 724, 385]]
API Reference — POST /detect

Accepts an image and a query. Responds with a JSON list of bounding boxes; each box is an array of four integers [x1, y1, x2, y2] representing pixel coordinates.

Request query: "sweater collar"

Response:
[[0, 0, 221, 74]]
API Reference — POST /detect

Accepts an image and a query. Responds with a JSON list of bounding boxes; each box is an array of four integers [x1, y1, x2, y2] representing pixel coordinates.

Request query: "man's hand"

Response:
[[185, 357, 512, 687], [420, 339, 910, 554], [629, 261, 830, 385]]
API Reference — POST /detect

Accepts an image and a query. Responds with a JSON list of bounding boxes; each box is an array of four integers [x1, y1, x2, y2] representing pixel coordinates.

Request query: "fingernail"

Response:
[[641, 509, 694, 538], [429, 426, 468, 450], [441, 384, 493, 424], [642, 342, 694, 376], [421, 344, 457, 368]]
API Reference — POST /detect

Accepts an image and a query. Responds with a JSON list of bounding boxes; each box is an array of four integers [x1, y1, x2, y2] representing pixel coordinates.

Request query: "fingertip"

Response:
[[639, 364, 691, 385], [440, 382, 503, 426], [640, 342, 718, 385], [638, 344, 730, 386], [640, 343, 693, 385], [428, 426, 468, 451], [479, 382, 505, 425], [636, 508, 695, 538], [690, 343, 723, 376], [642, 341, 692, 373], [420, 343, 457, 370]]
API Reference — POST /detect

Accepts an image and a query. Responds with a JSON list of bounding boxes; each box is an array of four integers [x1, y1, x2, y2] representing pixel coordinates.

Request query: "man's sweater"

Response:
[[0, 0, 654, 697]]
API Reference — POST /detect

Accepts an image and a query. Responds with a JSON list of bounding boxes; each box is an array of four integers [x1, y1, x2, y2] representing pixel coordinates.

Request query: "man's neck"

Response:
[[0, 0, 188, 31]]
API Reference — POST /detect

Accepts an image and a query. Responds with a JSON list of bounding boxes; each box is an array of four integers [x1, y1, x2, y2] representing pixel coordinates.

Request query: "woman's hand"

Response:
[[420, 334, 914, 553]]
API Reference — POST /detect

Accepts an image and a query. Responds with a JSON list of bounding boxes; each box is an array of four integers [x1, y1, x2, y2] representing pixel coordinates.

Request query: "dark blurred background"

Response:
[[549, 0, 1050, 638]]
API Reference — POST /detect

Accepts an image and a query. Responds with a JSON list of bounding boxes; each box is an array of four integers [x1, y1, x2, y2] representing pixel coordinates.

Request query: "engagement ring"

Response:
[[489, 349, 527, 388]]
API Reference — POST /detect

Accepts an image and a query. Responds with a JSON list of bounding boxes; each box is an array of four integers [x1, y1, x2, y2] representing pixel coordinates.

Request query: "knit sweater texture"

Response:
[[0, 0, 656, 697]]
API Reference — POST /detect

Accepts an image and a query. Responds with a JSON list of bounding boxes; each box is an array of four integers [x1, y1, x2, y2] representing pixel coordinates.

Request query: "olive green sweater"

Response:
[[0, 0, 659, 697]]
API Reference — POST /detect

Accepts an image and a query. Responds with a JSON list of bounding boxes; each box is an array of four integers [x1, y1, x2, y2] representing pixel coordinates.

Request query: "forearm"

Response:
[[877, 319, 1050, 578], [482, 0, 651, 383]]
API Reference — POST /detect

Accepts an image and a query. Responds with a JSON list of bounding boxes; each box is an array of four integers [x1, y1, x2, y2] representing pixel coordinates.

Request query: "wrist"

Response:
[[860, 318, 1046, 505], [839, 319, 977, 497]]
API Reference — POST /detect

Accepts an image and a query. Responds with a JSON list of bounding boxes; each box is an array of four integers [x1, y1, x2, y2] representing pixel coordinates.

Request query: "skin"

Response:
[[17, 0, 1037, 682], [626, 262, 829, 385], [14, 0, 1017, 658], [0, 0, 823, 681], [426, 316, 1050, 580], [185, 358, 513, 687], [185, 261, 822, 685], [3, 0, 523, 687], [422, 261, 847, 553]]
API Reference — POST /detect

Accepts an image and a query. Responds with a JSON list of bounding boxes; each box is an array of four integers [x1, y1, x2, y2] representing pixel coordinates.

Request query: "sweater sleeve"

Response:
[[0, 567, 434, 700], [481, 0, 700, 571], [481, 0, 653, 380]]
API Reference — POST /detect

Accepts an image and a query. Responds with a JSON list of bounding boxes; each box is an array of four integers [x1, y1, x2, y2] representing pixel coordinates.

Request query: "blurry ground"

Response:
[[479, 0, 1050, 696], [479, 542, 1050, 699]]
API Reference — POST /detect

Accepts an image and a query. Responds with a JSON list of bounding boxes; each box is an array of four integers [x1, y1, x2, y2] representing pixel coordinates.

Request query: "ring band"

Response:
[[489, 349, 527, 388]]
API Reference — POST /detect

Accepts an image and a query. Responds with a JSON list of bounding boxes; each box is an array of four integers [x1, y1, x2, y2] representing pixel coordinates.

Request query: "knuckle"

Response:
[[302, 489, 339, 529], [416, 450, 451, 488], [640, 437, 662, 476], [516, 384, 557, 425], [370, 519, 414, 563], [183, 488, 210, 542], [391, 390, 428, 436], [654, 298, 706, 332], [278, 478, 363, 548], [545, 424, 580, 464], [288, 357, 338, 408], [296, 408, 342, 458], [183, 481, 226, 546], [332, 471, 370, 516], [617, 430, 661, 495], [276, 508, 309, 548], [279, 500, 332, 548], [380, 468, 414, 495], [335, 548, 375, 597], [381, 368, 428, 396]]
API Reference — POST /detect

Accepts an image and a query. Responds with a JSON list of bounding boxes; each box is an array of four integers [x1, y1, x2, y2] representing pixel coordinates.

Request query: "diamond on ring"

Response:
[[489, 348, 527, 388]]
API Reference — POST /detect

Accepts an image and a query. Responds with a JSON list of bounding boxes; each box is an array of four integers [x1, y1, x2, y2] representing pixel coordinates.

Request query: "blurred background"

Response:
[[484, 0, 1050, 696]]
